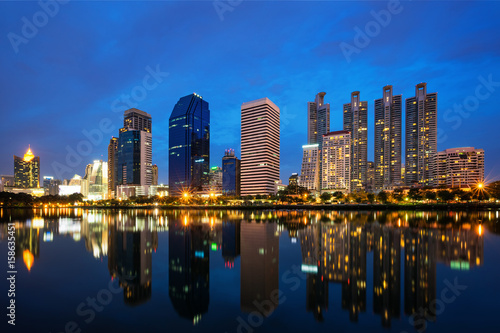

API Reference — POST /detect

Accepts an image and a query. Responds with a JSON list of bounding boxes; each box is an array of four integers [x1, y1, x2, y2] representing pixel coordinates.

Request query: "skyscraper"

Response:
[[307, 92, 330, 147], [81, 160, 108, 200], [14, 146, 40, 188], [169, 93, 210, 195], [344, 92, 368, 192], [222, 149, 241, 196], [116, 109, 153, 187], [405, 83, 438, 186], [374, 85, 402, 191], [321, 131, 351, 193], [240, 98, 280, 196], [108, 137, 118, 197], [152, 164, 158, 185], [300, 93, 330, 194]]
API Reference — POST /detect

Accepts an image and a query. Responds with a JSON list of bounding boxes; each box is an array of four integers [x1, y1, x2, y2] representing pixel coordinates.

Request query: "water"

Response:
[[1, 208, 499, 333]]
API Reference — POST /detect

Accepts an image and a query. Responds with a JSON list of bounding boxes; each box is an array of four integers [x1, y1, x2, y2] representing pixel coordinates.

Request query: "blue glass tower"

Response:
[[169, 93, 210, 195], [222, 149, 240, 196]]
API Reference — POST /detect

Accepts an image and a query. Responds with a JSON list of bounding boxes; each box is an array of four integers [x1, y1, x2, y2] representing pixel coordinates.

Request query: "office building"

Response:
[[222, 149, 241, 196], [321, 131, 351, 193], [14, 146, 40, 188], [43, 176, 61, 196], [1, 175, 15, 187], [108, 137, 118, 198], [343, 92, 368, 191], [405, 83, 438, 186], [375, 85, 402, 191], [116, 109, 153, 187], [169, 93, 210, 195], [240, 98, 280, 196], [436, 147, 484, 188], [82, 160, 108, 200], [289, 173, 298, 187], [299, 144, 320, 192]]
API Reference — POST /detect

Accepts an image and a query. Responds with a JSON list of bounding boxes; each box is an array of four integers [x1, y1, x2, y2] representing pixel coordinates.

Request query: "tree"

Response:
[[437, 190, 453, 202], [320, 192, 332, 203], [487, 181, 500, 200], [408, 188, 423, 202], [367, 193, 375, 203], [425, 191, 437, 202], [377, 191, 388, 203]]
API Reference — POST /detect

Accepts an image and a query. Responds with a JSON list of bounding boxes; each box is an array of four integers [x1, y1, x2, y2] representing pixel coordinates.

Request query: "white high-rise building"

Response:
[[436, 147, 484, 188], [82, 160, 109, 200], [321, 131, 351, 193], [299, 144, 320, 192], [241, 98, 280, 196]]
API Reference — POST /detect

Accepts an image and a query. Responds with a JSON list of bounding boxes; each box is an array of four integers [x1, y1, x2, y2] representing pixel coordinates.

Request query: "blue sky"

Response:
[[1, 0, 500, 184]]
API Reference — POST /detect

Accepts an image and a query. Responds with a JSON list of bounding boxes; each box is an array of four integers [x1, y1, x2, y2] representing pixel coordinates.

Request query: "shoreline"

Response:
[[1, 203, 499, 211]]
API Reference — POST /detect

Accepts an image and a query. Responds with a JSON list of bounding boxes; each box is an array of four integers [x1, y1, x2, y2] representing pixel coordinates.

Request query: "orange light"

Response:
[[477, 183, 484, 189], [23, 250, 34, 271], [479, 224, 482, 236], [183, 192, 188, 198], [23, 146, 35, 162]]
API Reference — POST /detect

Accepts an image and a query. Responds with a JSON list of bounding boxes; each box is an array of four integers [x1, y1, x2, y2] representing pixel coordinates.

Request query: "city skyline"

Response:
[[1, 1, 500, 184]]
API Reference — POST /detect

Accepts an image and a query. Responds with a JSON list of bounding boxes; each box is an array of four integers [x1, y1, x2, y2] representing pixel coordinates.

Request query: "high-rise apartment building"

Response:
[[240, 98, 280, 196], [343, 92, 368, 192], [300, 93, 330, 193], [152, 164, 158, 185], [321, 131, 351, 193], [405, 83, 437, 186], [436, 147, 484, 188], [222, 149, 241, 196], [14, 146, 40, 188], [116, 109, 153, 187], [169, 93, 210, 195], [108, 137, 118, 197], [299, 144, 320, 192], [307, 92, 330, 147], [375, 85, 402, 191]]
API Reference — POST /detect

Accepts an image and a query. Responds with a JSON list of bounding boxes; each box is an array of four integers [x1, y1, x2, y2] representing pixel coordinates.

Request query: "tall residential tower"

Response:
[[374, 85, 402, 191], [14, 146, 40, 188], [405, 83, 437, 186], [343, 92, 368, 192]]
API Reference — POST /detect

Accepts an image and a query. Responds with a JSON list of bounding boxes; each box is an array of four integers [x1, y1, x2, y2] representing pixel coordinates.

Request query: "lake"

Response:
[[1, 208, 499, 333]]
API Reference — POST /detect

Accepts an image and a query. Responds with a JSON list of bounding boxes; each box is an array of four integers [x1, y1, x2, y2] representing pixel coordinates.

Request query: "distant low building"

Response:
[[436, 147, 484, 188]]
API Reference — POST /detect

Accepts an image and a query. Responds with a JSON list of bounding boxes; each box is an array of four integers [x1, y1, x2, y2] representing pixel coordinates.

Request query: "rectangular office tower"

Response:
[[108, 137, 118, 198], [241, 98, 280, 196], [321, 131, 351, 193], [169, 93, 210, 195], [436, 147, 484, 188], [116, 109, 153, 187], [405, 83, 438, 186], [343, 92, 368, 192], [222, 149, 241, 196], [374, 85, 402, 191]]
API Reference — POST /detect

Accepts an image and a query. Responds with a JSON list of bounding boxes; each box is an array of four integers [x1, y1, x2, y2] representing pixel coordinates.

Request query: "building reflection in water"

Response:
[[222, 221, 240, 268], [16, 220, 41, 271], [240, 222, 279, 315], [108, 214, 156, 306], [168, 217, 210, 325]]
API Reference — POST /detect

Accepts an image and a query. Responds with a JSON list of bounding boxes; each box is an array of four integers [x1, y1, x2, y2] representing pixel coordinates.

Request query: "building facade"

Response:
[[116, 109, 153, 188], [14, 146, 40, 188], [152, 164, 158, 185], [321, 131, 351, 193], [222, 149, 241, 196], [307, 92, 330, 147], [405, 83, 438, 186], [169, 93, 210, 195], [343, 92, 367, 192], [240, 98, 280, 196], [82, 160, 109, 200], [436, 147, 484, 188], [374, 85, 402, 191]]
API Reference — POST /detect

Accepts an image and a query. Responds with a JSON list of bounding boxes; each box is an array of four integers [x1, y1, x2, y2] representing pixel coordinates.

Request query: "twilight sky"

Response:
[[1, 0, 500, 185]]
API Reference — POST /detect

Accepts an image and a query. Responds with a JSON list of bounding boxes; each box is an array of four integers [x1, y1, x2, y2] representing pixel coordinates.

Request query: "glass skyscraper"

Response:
[[222, 149, 240, 196], [169, 93, 210, 195]]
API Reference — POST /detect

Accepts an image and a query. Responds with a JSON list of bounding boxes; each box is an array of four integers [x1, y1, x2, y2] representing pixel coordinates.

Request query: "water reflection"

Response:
[[0, 208, 495, 331]]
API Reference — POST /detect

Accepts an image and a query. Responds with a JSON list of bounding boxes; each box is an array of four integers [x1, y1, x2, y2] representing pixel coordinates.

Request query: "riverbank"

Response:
[[2, 202, 499, 211]]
